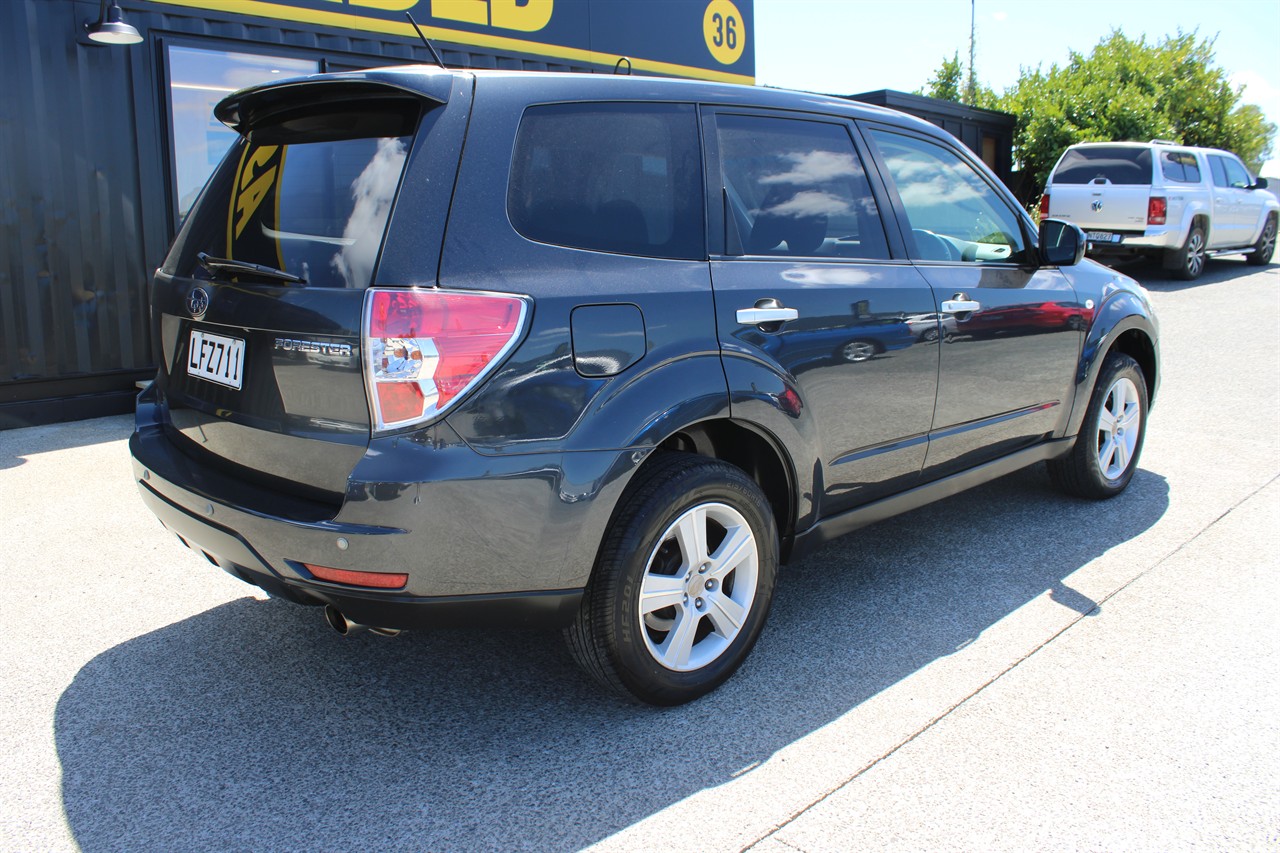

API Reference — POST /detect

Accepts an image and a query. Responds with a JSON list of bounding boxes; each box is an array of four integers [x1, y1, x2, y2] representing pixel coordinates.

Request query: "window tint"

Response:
[[507, 103, 703, 260], [1222, 156, 1252, 188], [1161, 151, 1202, 183], [868, 129, 1025, 263], [1208, 155, 1230, 187], [1051, 146, 1152, 185], [715, 114, 888, 260], [172, 102, 419, 289]]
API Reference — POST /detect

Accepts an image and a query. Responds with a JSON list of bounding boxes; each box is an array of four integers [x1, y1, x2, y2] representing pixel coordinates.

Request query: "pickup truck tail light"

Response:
[[1039, 193, 1050, 218], [1147, 196, 1167, 225], [363, 288, 529, 432]]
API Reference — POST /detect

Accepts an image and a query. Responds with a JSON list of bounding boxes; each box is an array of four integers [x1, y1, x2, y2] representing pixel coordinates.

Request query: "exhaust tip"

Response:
[[323, 604, 400, 638], [324, 603, 357, 636]]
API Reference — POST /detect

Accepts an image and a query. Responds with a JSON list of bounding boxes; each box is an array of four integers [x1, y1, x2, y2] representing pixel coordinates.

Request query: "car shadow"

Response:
[[55, 465, 1169, 851], [1105, 256, 1272, 291]]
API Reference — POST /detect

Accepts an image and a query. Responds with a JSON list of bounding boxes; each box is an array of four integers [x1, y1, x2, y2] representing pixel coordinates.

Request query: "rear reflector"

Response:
[[304, 564, 408, 589], [364, 287, 529, 431]]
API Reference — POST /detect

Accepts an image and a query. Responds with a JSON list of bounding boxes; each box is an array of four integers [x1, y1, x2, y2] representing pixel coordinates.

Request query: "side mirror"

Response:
[[1038, 218, 1086, 267], [1252, 176, 1269, 190]]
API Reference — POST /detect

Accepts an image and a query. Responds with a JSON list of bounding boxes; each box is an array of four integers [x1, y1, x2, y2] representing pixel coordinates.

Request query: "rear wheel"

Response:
[[1048, 353, 1148, 499], [565, 453, 778, 705], [1166, 223, 1206, 280], [1246, 215, 1276, 266]]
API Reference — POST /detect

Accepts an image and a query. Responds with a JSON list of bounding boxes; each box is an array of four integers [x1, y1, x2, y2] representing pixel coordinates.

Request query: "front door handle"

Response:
[[737, 298, 799, 327]]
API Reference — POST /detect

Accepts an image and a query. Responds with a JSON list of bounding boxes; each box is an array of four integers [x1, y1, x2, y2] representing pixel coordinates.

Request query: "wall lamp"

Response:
[[84, 0, 143, 45]]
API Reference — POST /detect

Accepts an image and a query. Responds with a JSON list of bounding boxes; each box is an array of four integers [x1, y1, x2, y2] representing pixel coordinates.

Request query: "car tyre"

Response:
[[565, 453, 778, 706], [1166, 223, 1206, 280], [1048, 353, 1148, 499], [1246, 214, 1276, 266]]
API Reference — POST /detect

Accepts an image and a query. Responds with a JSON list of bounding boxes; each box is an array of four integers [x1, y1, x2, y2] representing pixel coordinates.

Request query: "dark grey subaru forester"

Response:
[[130, 66, 1159, 705]]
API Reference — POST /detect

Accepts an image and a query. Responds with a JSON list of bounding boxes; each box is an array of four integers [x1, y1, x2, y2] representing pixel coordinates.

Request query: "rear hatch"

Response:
[[153, 74, 452, 503], [1046, 146, 1154, 236]]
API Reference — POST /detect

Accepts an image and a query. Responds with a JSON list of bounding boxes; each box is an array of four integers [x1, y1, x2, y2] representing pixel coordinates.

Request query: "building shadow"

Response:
[[55, 465, 1169, 851], [0, 413, 132, 469]]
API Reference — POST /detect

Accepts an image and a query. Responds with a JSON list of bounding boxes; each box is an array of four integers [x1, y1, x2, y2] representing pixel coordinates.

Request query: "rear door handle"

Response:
[[737, 307, 799, 325], [941, 299, 980, 313], [737, 299, 799, 326]]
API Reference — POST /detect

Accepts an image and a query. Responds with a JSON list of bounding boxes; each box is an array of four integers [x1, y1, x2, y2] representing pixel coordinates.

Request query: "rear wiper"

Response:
[[197, 252, 306, 285]]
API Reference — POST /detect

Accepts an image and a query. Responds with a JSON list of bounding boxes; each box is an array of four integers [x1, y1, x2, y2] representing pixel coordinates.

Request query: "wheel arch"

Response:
[[1067, 296, 1159, 437]]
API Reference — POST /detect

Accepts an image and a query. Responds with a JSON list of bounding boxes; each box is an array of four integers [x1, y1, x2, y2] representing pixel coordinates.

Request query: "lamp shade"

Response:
[[86, 1, 143, 45]]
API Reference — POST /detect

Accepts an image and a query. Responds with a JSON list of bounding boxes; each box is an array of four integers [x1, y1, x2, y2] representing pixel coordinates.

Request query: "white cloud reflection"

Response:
[[331, 137, 407, 288]]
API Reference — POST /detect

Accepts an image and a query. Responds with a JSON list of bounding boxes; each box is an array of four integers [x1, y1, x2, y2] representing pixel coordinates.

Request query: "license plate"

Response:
[[1086, 231, 1122, 243], [187, 330, 245, 390]]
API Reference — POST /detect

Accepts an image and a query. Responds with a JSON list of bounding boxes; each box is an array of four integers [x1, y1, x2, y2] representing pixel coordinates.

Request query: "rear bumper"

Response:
[[129, 393, 635, 630], [1084, 227, 1180, 256]]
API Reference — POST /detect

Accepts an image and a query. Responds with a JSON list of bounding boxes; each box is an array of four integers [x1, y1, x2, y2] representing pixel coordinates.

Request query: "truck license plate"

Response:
[[187, 330, 245, 390], [1086, 231, 1122, 243]]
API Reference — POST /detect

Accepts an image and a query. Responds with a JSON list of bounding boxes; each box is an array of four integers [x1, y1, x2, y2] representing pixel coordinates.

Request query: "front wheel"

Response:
[[1048, 353, 1148, 499], [565, 454, 778, 705], [1246, 215, 1276, 266]]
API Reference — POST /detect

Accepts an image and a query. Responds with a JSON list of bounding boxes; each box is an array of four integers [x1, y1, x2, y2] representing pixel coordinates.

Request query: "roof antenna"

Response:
[[613, 56, 632, 75], [405, 12, 447, 69]]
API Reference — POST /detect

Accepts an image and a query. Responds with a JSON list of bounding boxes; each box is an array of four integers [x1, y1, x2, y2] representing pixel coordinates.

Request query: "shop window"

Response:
[[166, 46, 318, 223]]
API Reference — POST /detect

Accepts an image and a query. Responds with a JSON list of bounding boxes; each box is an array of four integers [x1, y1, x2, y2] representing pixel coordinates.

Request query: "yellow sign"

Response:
[[702, 0, 745, 66]]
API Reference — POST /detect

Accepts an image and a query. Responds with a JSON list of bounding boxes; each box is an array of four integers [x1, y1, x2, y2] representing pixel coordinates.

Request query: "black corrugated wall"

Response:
[[0, 0, 592, 428]]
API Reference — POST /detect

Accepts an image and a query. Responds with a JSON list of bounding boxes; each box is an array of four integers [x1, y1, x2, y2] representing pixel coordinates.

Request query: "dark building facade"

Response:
[[1, 0, 754, 428]]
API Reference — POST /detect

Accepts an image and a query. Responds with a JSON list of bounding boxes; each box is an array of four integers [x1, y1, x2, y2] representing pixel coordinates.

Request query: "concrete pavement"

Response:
[[1, 259, 1277, 851]]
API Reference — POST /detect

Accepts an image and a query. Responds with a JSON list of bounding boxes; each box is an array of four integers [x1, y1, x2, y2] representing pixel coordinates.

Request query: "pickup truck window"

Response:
[[1223, 156, 1252, 189], [1161, 151, 1202, 184], [1052, 146, 1152, 185]]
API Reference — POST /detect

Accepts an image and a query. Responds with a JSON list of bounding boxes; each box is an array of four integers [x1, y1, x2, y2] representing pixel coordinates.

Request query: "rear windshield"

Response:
[[1051, 146, 1152, 185], [168, 100, 420, 288]]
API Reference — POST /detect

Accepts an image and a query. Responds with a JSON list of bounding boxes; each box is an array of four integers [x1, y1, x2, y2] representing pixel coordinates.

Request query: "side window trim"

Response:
[[699, 105, 907, 262], [858, 121, 1034, 266]]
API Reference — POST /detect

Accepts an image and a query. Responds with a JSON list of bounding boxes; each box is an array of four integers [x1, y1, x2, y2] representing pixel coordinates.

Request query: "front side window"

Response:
[[1222, 156, 1252, 188], [170, 100, 420, 289], [868, 129, 1026, 263], [715, 113, 889, 260], [507, 103, 703, 260]]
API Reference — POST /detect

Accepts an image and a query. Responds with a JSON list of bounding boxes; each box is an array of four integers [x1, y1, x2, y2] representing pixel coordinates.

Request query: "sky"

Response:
[[751, 0, 1280, 175]]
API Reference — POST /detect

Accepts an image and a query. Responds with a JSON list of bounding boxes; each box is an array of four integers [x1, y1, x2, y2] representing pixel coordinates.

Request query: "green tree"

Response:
[[923, 52, 964, 102], [996, 30, 1275, 195]]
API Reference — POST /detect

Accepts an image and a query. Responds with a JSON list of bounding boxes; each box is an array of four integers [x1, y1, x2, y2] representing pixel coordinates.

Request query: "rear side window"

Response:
[[507, 102, 704, 260], [1052, 146, 1152, 185], [1161, 151, 1202, 183], [715, 113, 889, 260], [170, 100, 420, 289]]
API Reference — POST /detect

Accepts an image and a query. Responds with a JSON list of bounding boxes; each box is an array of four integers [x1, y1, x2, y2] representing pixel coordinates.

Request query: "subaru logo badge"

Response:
[[1091, 200, 1104, 212], [187, 287, 210, 319]]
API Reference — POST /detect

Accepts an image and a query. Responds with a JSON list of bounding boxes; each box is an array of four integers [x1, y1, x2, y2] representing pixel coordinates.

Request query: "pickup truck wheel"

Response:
[[1246, 215, 1276, 266], [1166, 224, 1206, 280], [565, 453, 778, 705], [1048, 353, 1148, 499]]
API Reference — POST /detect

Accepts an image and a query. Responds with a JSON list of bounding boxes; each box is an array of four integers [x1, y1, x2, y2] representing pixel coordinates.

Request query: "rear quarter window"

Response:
[[1052, 146, 1153, 185], [507, 102, 704, 260]]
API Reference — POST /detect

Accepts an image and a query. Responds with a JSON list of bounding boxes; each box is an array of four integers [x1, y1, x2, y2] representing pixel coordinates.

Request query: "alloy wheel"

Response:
[[1095, 376, 1141, 480]]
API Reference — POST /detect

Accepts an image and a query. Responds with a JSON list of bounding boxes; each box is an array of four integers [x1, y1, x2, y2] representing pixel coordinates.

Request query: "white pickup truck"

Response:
[[1040, 140, 1278, 279]]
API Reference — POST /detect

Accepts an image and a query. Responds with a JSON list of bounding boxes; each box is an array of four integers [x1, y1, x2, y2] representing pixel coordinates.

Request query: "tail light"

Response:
[[1039, 193, 1050, 218], [364, 287, 529, 431], [1147, 196, 1167, 225]]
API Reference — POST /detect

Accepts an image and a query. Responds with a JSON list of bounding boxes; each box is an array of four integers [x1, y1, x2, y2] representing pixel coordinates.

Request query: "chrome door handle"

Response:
[[941, 299, 980, 313], [737, 306, 799, 325]]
